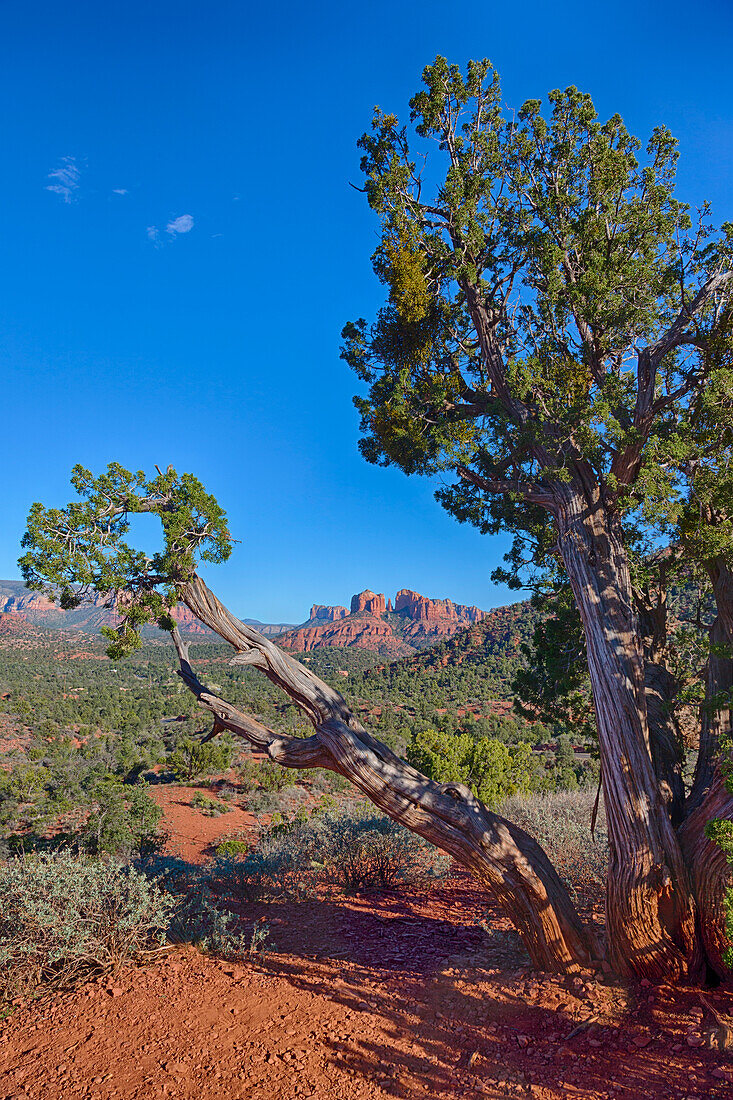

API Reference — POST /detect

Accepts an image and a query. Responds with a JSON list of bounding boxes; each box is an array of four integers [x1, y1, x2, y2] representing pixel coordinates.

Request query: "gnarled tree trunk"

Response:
[[555, 480, 702, 981], [645, 661, 685, 827], [172, 575, 601, 973], [681, 560, 733, 979]]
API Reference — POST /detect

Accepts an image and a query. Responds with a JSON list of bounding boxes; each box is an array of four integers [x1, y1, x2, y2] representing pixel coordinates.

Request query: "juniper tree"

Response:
[[21, 463, 601, 974], [342, 57, 733, 979]]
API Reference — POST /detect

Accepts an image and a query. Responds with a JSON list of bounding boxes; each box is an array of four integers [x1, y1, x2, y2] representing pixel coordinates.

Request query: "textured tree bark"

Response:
[[681, 562, 733, 979], [173, 576, 601, 973], [635, 578, 685, 825], [679, 773, 733, 979], [688, 616, 731, 815], [645, 661, 685, 826], [555, 480, 702, 981]]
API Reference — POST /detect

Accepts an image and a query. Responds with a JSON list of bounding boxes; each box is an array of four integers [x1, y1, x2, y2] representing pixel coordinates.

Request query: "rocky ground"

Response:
[[1, 788, 732, 1100]]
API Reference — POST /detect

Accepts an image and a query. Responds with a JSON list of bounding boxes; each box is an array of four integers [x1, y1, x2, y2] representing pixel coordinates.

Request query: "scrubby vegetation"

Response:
[[0, 799, 455, 1000], [0, 851, 171, 997], [214, 804, 451, 901], [0, 626, 596, 858]]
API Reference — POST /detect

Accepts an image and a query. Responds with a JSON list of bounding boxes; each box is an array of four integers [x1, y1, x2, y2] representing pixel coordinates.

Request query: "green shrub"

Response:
[[214, 836, 249, 858], [0, 851, 171, 998], [213, 805, 450, 902], [168, 737, 234, 782], [408, 728, 536, 806], [79, 781, 168, 857], [191, 791, 232, 817], [238, 759, 292, 793]]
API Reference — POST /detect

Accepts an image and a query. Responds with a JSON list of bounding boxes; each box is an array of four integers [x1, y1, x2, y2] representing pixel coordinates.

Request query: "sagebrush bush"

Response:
[[317, 808, 450, 891], [499, 788, 608, 895], [210, 805, 450, 902], [141, 854, 249, 957], [0, 851, 171, 997]]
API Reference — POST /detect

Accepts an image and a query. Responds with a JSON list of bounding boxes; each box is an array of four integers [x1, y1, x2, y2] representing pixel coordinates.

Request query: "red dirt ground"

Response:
[[147, 784, 259, 862], [1, 794, 732, 1100]]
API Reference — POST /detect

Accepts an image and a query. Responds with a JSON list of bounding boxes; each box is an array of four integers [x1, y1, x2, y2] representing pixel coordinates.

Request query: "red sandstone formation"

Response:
[[0, 583, 213, 637], [309, 604, 349, 623], [394, 589, 485, 624], [350, 590, 387, 616], [277, 586, 488, 654], [277, 615, 412, 658], [0, 592, 58, 614]]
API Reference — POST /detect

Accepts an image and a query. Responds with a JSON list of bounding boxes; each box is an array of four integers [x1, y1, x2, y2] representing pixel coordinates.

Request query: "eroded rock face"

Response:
[[309, 604, 349, 623], [394, 589, 485, 625], [0, 592, 57, 613], [350, 590, 387, 616], [278, 586, 488, 654], [0, 582, 213, 636], [277, 615, 412, 658]]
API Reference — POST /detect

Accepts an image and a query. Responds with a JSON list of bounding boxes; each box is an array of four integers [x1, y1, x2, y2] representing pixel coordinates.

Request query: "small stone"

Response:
[[632, 1035, 651, 1048]]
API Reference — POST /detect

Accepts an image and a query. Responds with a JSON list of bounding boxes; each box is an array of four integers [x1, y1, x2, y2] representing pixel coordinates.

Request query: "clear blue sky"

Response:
[[1, 1, 732, 622]]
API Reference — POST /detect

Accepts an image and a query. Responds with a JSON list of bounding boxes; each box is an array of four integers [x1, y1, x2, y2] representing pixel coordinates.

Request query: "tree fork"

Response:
[[175, 575, 601, 973]]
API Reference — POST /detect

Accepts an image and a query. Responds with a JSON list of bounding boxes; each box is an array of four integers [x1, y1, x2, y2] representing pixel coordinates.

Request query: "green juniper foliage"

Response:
[[343, 56, 733, 576], [20, 463, 232, 658]]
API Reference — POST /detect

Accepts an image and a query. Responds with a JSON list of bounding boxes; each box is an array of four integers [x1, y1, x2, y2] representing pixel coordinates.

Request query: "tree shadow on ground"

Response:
[[241, 890, 727, 1100]]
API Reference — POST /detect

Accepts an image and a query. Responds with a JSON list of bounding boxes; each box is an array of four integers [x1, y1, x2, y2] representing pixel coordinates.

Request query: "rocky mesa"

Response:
[[277, 587, 487, 655]]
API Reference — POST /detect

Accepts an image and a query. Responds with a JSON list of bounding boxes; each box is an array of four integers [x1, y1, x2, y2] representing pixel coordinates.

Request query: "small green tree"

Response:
[[168, 736, 234, 783], [407, 727, 534, 806]]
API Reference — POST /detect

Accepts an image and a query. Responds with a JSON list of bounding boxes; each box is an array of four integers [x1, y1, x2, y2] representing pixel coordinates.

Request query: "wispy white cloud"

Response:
[[166, 214, 194, 236], [146, 213, 194, 245], [112, 188, 128, 196], [46, 156, 81, 203]]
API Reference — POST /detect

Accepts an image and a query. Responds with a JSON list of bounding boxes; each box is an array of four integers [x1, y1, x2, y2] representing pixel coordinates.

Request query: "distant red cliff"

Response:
[[277, 587, 487, 655]]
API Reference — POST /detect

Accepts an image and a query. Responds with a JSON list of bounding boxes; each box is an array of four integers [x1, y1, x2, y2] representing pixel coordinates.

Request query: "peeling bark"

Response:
[[635, 574, 685, 825], [173, 576, 601, 973], [681, 560, 733, 979], [679, 775, 733, 979], [645, 662, 685, 826], [555, 481, 702, 981]]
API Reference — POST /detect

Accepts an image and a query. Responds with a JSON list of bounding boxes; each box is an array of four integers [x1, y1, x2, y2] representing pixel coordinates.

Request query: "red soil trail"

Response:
[[2, 873, 732, 1100], [1, 795, 731, 1099], [147, 784, 259, 862]]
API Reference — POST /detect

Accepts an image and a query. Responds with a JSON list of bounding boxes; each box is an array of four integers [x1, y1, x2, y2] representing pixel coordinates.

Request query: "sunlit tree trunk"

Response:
[[555, 480, 702, 981], [174, 576, 601, 973], [681, 563, 733, 979]]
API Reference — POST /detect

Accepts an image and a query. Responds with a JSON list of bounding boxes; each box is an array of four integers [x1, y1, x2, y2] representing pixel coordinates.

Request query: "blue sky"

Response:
[[1, 1, 732, 623]]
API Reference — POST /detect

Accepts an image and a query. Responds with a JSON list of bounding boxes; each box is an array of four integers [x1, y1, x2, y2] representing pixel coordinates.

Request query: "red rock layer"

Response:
[[278, 615, 412, 658], [309, 604, 349, 623], [394, 589, 485, 624], [278, 587, 488, 654], [350, 590, 387, 616]]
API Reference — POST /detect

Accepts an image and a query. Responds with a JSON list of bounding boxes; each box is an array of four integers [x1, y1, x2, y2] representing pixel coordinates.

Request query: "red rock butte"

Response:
[[278, 587, 487, 655]]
